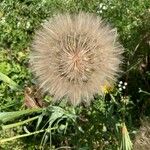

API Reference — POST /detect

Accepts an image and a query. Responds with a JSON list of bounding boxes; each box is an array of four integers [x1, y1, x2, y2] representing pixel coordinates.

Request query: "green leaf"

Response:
[[0, 108, 42, 123], [0, 72, 20, 90]]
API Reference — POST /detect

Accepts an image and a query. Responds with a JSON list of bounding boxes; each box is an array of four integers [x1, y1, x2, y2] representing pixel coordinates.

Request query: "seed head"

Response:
[[30, 12, 123, 105]]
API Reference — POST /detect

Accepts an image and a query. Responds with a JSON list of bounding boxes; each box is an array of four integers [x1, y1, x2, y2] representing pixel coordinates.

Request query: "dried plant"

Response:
[[30, 12, 123, 105], [133, 120, 150, 150]]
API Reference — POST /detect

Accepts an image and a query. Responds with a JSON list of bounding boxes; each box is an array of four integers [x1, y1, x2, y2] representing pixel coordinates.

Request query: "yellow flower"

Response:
[[102, 84, 114, 94]]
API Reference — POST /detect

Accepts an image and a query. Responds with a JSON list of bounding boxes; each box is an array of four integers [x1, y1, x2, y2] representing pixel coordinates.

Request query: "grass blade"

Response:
[[0, 72, 20, 90]]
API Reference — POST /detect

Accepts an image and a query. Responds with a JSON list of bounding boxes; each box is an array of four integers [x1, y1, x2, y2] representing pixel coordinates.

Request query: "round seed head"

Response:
[[30, 12, 123, 105]]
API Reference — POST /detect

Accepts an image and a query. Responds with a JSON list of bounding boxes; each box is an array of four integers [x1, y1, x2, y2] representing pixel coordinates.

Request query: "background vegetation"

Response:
[[0, 0, 150, 149]]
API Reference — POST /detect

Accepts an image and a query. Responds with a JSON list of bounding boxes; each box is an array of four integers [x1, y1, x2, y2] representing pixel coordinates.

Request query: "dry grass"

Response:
[[133, 120, 150, 150]]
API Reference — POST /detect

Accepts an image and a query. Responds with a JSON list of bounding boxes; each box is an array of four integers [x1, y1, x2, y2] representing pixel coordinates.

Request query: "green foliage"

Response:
[[0, 0, 150, 149]]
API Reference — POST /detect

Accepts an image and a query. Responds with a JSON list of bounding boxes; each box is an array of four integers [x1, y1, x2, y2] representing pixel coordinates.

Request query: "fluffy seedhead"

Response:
[[30, 12, 123, 105]]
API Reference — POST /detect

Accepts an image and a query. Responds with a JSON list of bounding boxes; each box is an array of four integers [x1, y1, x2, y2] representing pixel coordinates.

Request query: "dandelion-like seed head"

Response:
[[30, 12, 123, 105]]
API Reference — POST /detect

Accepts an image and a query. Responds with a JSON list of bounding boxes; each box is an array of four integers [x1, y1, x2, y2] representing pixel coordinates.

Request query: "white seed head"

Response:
[[30, 12, 124, 105]]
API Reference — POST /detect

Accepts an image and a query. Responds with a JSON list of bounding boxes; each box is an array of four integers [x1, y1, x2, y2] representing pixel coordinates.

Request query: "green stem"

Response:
[[140, 90, 150, 95], [2, 116, 39, 130], [55, 146, 72, 150], [0, 127, 57, 144]]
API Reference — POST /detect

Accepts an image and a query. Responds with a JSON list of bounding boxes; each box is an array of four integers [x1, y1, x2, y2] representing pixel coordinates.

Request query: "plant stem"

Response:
[[0, 127, 57, 144], [140, 90, 150, 95], [56, 146, 72, 150], [2, 116, 39, 130]]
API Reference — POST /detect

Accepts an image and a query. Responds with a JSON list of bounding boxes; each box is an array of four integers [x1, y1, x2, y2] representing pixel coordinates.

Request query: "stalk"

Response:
[[2, 116, 39, 130], [0, 127, 57, 144]]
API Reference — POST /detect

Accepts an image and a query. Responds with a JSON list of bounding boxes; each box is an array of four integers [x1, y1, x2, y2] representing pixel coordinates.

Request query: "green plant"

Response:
[[0, 0, 150, 149]]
